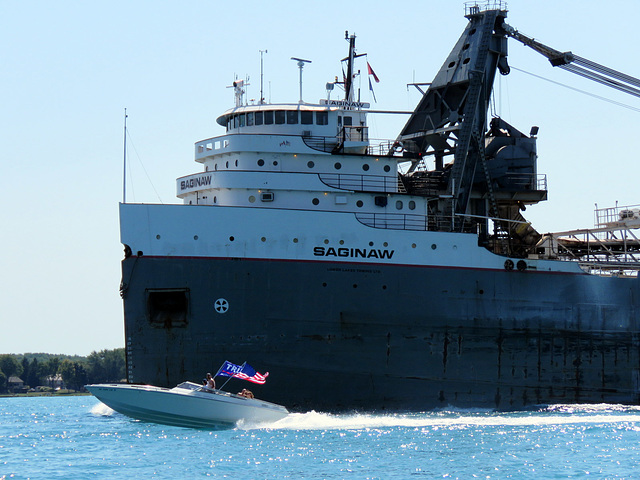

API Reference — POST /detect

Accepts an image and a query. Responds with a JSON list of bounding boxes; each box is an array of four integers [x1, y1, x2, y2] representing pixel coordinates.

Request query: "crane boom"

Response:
[[502, 22, 640, 98]]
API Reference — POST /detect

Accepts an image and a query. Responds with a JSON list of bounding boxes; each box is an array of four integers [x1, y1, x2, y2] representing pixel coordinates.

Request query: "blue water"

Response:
[[2, 397, 640, 479]]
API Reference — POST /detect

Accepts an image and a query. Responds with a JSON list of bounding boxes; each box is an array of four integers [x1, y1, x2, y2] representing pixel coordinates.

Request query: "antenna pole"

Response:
[[259, 49, 267, 104], [122, 108, 128, 204]]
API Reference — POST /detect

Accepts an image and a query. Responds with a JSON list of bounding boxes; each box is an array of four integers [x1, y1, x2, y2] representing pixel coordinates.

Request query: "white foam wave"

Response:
[[90, 402, 115, 416], [241, 404, 640, 431]]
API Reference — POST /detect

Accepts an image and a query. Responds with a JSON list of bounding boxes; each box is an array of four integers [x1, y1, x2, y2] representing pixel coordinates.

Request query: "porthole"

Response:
[[261, 237, 266, 242], [235, 159, 238, 167], [369, 241, 374, 246], [215, 164, 218, 171], [396, 200, 403, 210], [249, 195, 256, 203], [448, 61, 456, 68], [383, 242, 388, 247], [412, 243, 417, 248], [307, 161, 315, 168], [156, 234, 161, 239], [463, 43, 470, 50], [353, 284, 358, 289], [273, 160, 278, 166], [194, 235, 198, 240], [225, 161, 229, 168], [362, 164, 370, 171], [324, 239, 329, 245], [384, 165, 391, 172], [257, 159, 265, 166], [409, 200, 416, 210], [382, 285, 387, 290], [431, 244, 437, 250], [322, 282, 327, 287], [339, 240, 345, 245], [463, 58, 470, 65], [293, 238, 299, 243], [334, 162, 342, 170], [312, 198, 319, 205], [205, 166, 209, 172], [356, 200, 363, 208], [213, 196, 217, 203], [229, 236, 235, 241]]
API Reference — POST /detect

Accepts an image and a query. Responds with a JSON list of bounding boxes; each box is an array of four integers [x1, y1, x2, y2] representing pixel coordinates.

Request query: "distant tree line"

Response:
[[0, 349, 125, 393]]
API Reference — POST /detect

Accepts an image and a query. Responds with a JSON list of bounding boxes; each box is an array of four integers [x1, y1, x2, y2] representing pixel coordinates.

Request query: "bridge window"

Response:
[[233, 115, 238, 129], [316, 111, 328, 125], [275, 111, 286, 124], [255, 111, 263, 125], [264, 111, 274, 125], [238, 114, 246, 127], [409, 200, 416, 210], [247, 112, 254, 126], [301, 111, 313, 125], [344, 116, 353, 126], [286, 111, 298, 124]]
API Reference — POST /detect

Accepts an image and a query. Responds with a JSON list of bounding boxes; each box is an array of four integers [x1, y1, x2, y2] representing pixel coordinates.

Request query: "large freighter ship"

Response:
[[119, 3, 640, 411]]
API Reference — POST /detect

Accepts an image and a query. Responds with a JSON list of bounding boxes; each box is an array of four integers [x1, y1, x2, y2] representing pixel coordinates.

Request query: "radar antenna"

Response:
[[291, 57, 312, 103]]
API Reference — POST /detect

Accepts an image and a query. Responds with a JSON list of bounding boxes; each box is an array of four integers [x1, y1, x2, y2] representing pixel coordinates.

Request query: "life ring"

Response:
[[517, 260, 527, 272], [504, 259, 514, 271]]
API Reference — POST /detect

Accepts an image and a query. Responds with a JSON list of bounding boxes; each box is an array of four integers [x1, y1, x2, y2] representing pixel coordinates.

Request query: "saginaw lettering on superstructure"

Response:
[[313, 246, 394, 259], [320, 99, 370, 109], [180, 174, 212, 191]]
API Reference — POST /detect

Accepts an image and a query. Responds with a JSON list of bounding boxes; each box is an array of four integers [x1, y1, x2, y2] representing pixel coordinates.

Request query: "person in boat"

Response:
[[238, 388, 254, 399], [205, 373, 216, 390]]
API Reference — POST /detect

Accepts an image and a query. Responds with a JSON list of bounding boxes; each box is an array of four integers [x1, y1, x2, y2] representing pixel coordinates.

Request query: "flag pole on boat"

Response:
[[122, 108, 128, 204]]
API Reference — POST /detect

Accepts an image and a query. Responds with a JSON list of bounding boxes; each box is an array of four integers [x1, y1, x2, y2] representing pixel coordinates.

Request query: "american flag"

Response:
[[217, 361, 269, 384]]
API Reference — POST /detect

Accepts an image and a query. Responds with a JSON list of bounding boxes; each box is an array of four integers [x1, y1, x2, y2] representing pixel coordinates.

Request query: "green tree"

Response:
[[0, 355, 22, 380], [86, 348, 125, 383], [59, 359, 87, 391], [27, 358, 41, 387], [0, 371, 6, 393], [21, 357, 30, 388], [42, 357, 61, 387]]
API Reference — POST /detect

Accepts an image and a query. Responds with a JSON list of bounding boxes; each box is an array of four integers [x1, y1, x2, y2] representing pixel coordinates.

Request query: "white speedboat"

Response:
[[86, 381, 289, 429]]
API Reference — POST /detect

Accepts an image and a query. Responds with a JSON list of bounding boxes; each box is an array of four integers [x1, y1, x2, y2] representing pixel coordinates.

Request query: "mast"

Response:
[[344, 31, 356, 102], [259, 49, 267, 104]]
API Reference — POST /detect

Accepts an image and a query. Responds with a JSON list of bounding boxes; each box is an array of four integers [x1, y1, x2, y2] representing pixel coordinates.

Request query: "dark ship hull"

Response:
[[122, 252, 640, 411]]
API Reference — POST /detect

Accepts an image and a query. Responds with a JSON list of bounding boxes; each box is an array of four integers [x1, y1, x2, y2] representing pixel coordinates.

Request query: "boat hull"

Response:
[[86, 383, 288, 429], [121, 253, 640, 411]]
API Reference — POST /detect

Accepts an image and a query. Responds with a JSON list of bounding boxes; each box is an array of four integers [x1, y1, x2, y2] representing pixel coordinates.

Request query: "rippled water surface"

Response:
[[2, 396, 640, 478]]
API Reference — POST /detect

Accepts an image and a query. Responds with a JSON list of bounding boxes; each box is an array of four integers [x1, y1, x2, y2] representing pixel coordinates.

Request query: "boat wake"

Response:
[[90, 401, 114, 416], [238, 404, 640, 431]]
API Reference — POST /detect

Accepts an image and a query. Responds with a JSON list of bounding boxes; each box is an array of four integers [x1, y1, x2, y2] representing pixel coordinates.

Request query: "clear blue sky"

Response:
[[2, 0, 638, 355]]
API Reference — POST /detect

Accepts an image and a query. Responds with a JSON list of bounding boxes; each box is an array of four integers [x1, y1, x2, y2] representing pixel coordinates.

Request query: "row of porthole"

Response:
[[252, 158, 392, 173], [206, 159, 240, 172], [154, 233, 441, 251], [311, 197, 416, 210]]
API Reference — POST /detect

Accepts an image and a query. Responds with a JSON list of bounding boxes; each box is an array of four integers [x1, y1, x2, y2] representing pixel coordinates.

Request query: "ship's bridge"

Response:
[[215, 103, 369, 154]]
